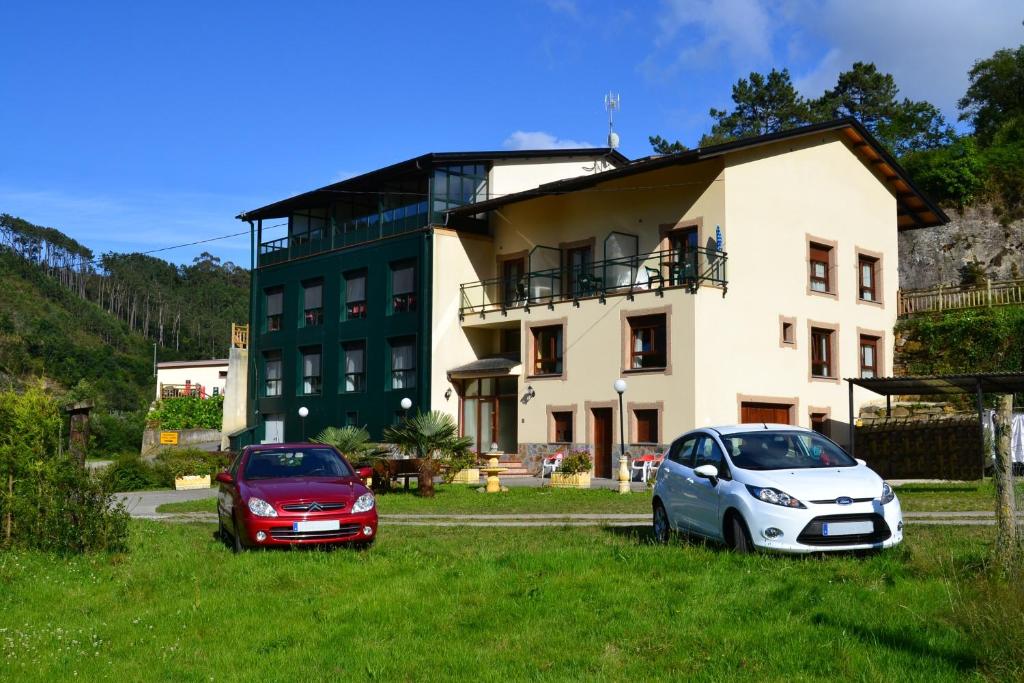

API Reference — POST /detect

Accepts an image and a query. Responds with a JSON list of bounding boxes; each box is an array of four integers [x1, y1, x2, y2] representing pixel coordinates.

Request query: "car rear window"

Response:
[[721, 431, 855, 470], [243, 448, 352, 480]]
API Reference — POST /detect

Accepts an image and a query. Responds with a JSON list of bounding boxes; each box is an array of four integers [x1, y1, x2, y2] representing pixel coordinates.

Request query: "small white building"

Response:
[[156, 359, 230, 401]]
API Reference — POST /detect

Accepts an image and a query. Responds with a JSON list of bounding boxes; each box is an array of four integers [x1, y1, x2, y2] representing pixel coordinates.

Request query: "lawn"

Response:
[[0, 518, 1011, 681], [154, 480, 1021, 515]]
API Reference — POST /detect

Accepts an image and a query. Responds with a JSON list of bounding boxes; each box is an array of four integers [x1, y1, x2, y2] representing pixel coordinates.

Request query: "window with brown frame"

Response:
[[860, 335, 879, 378], [628, 314, 667, 369], [781, 320, 795, 345], [858, 255, 878, 301], [809, 243, 832, 293], [811, 327, 834, 378], [552, 411, 573, 443], [635, 409, 659, 444], [810, 412, 830, 437], [532, 325, 563, 375]]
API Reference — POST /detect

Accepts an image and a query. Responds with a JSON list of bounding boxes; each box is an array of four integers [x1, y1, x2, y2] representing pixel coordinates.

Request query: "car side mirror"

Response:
[[694, 464, 719, 482], [357, 467, 373, 479], [215, 471, 233, 485], [855, 458, 867, 467]]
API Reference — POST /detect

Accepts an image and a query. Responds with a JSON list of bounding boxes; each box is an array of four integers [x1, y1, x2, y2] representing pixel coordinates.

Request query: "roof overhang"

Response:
[[847, 373, 1024, 396], [157, 359, 230, 369], [447, 118, 949, 230], [237, 149, 629, 222], [446, 356, 522, 380]]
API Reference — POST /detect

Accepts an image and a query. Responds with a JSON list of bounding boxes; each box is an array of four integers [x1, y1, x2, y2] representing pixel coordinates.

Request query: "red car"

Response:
[[215, 443, 377, 552]]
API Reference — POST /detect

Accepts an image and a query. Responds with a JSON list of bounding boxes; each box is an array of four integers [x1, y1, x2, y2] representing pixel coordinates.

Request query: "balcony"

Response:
[[459, 246, 727, 319], [258, 200, 430, 267]]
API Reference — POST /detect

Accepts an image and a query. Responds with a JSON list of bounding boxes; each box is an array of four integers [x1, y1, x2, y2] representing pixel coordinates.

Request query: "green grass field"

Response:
[[0, 516, 1016, 681], [154, 480, 1023, 515]]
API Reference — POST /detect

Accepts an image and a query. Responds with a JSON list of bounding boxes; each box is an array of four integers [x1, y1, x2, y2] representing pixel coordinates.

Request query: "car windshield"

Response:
[[720, 431, 856, 470], [243, 448, 352, 480]]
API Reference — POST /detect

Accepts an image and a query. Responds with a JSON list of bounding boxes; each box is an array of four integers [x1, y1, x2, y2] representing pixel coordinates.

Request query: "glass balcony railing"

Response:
[[458, 246, 728, 317], [258, 201, 430, 267]]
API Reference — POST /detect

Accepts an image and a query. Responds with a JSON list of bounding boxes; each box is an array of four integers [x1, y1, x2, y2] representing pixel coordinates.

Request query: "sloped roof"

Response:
[[447, 118, 948, 230]]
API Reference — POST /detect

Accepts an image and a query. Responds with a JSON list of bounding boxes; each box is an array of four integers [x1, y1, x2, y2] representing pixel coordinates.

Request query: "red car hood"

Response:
[[241, 476, 369, 505]]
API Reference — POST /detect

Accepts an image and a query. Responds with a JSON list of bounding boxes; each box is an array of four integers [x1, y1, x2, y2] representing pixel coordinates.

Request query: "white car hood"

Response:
[[739, 465, 884, 501]]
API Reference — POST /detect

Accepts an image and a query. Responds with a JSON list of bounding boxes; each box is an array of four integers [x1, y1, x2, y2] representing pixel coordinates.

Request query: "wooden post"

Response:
[[986, 279, 992, 307], [992, 393, 1017, 574], [937, 284, 944, 312]]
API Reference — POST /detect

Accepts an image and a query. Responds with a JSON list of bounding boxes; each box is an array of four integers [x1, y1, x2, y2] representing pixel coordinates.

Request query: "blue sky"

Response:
[[1, 1, 1020, 265]]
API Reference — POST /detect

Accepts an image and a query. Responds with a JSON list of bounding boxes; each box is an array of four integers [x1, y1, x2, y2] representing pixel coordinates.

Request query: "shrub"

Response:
[[147, 395, 224, 430], [154, 448, 231, 484], [558, 451, 592, 475], [90, 410, 145, 455], [102, 454, 163, 492], [313, 426, 375, 461], [441, 450, 479, 484]]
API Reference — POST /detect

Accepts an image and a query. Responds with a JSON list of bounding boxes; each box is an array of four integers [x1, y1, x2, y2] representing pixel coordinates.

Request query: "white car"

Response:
[[651, 424, 903, 553]]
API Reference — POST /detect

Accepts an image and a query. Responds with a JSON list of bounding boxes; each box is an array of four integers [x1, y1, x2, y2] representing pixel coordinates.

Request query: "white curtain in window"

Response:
[[347, 274, 366, 302], [392, 342, 414, 388], [304, 284, 322, 309], [265, 359, 281, 380], [345, 346, 364, 392], [266, 291, 283, 315], [393, 265, 414, 295], [303, 352, 320, 377]]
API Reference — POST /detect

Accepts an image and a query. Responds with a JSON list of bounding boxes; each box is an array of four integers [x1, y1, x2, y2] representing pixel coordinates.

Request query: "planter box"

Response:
[[451, 468, 480, 485], [550, 472, 591, 489], [174, 475, 211, 491]]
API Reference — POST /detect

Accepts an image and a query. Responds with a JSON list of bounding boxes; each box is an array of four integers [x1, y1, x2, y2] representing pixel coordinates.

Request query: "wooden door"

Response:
[[740, 402, 792, 425], [592, 408, 613, 478]]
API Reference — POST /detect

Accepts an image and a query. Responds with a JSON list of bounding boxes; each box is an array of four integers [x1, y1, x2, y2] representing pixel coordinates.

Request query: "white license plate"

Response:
[[293, 520, 340, 532], [822, 521, 873, 536]]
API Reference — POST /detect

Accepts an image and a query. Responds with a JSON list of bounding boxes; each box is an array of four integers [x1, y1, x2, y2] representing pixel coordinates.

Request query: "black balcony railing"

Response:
[[459, 247, 727, 317]]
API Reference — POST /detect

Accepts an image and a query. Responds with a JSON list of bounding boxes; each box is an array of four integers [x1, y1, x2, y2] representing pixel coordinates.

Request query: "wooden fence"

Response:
[[898, 279, 1024, 316], [231, 323, 249, 349]]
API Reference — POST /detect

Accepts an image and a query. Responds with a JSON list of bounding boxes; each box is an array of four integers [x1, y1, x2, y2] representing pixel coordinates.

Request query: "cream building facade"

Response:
[[430, 120, 947, 477]]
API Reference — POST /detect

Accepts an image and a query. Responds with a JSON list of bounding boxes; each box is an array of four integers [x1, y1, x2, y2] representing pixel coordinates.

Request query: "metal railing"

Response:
[[258, 201, 430, 267], [898, 279, 1024, 316], [231, 323, 249, 349], [459, 247, 727, 317]]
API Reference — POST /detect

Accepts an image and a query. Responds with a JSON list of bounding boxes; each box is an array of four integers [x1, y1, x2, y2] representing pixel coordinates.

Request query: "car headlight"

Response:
[[247, 497, 277, 517], [351, 492, 375, 513], [880, 482, 895, 505], [745, 485, 806, 509]]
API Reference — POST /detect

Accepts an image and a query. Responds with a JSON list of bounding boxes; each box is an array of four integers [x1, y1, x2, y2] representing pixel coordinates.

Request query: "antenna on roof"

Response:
[[604, 92, 620, 150]]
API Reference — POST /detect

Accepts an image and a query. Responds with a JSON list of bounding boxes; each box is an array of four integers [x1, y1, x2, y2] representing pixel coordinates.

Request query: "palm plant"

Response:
[[312, 426, 375, 461], [382, 411, 473, 497]]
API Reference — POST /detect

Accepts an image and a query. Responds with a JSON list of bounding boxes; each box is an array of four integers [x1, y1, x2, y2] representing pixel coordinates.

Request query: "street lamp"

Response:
[[613, 379, 629, 494], [298, 406, 309, 441], [400, 397, 412, 421]]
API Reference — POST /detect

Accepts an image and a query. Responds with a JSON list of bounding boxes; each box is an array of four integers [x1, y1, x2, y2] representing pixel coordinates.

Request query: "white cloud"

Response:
[[503, 130, 595, 150], [650, 0, 776, 74]]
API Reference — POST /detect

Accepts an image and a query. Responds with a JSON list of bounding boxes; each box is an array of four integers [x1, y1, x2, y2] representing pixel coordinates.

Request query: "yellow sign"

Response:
[[160, 431, 179, 445]]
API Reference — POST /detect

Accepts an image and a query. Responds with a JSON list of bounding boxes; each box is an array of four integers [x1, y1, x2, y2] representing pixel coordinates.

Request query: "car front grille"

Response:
[[269, 523, 362, 541], [280, 501, 347, 512], [809, 496, 874, 505], [796, 513, 891, 546]]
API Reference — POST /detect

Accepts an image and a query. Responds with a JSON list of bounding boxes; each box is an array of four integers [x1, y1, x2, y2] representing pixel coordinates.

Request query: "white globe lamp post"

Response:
[[297, 406, 309, 441], [613, 379, 630, 494]]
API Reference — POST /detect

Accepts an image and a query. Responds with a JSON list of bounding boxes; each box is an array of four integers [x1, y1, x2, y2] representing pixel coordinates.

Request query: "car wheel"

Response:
[[729, 514, 754, 554], [652, 502, 671, 544], [217, 517, 227, 543], [353, 538, 375, 551], [232, 520, 245, 554]]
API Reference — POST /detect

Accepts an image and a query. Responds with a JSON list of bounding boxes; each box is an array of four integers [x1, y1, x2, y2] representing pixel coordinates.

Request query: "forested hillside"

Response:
[[0, 215, 249, 454]]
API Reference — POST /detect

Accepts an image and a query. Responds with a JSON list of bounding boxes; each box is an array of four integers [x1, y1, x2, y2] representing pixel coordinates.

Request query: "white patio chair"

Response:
[[540, 452, 564, 478]]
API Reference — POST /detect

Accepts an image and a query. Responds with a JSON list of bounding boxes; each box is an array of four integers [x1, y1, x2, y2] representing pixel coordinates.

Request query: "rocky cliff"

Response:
[[898, 205, 1024, 290]]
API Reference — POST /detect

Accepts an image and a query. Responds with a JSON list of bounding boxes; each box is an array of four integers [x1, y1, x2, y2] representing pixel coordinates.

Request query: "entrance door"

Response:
[[263, 413, 284, 444], [740, 402, 792, 425], [592, 408, 613, 478]]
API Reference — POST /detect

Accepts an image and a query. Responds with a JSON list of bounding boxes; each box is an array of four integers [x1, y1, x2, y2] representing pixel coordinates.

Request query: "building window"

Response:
[[634, 409, 659, 444], [810, 328, 834, 378], [552, 411, 573, 443], [345, 411, 358, 427], [342, 341, 366, 393], [531, 325, 563, 376], [432, 164, 488, 213], [809, 243, 832, 293], [290, 208, 326, 241], [265, 287, 283, 332], [810, 412, 830, 437], [300, 347, 322, 395], [390, 337, 416, 389], [344, 269, 367, 319], [860, 335, 879, 378], [628, 314, 667, 369], [302, 279, 323, 327], [391, 261, 416, 313], [264, 351, 282, 397], [780, 316, 796, 346], [859, 255, 878, 302]]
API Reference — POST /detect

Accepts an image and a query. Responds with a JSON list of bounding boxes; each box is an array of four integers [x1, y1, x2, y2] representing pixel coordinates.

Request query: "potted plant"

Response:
[[550, 450, 592, 489], [169, 455, 211, 490]]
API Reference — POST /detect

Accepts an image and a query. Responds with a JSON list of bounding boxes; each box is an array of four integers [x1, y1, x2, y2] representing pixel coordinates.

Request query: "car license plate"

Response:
[[293, 520, 340, 532], [822, 521, 873, 536]]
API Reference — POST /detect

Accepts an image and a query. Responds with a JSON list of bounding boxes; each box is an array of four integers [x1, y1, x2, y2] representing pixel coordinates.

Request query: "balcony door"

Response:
[[501, 258, 526, 307], [564, 245, 593, 298], [664, 227, 698, 286]]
